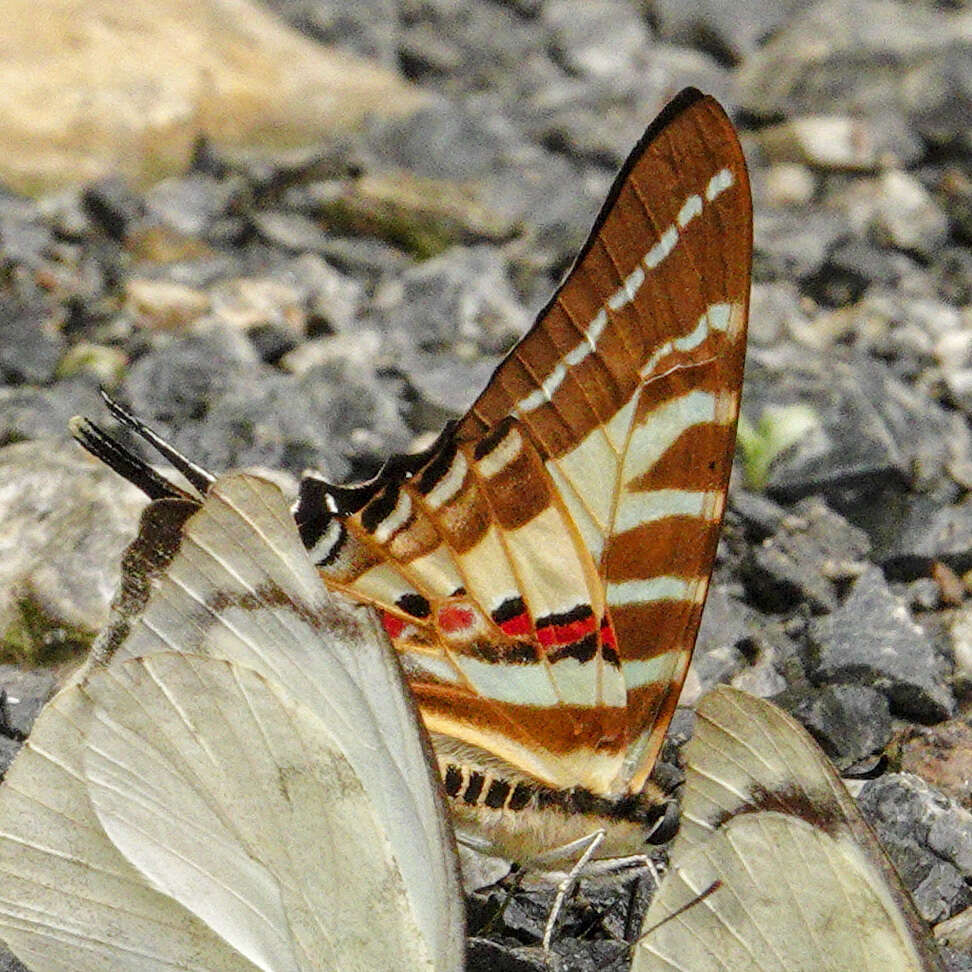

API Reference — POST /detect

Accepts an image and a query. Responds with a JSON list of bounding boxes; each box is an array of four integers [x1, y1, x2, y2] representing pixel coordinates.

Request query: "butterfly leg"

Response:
[[541, 828, 606, 953]]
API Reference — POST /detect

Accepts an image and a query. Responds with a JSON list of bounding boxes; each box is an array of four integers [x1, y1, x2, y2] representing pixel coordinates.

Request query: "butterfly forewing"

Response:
[[459, 89, 750, 794]]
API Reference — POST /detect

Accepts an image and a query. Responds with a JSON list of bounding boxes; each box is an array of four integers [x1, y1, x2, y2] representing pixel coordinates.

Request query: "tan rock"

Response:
[[896, 717, 972, 809], [0, 0, 426, 195], [125, 278, 211, 331]]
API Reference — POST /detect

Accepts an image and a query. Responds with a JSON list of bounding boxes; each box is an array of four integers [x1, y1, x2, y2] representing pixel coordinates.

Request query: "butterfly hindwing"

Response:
[[85, 653, 437, 972], [0, 668, 255, 972], [633, 687, 944, 972]]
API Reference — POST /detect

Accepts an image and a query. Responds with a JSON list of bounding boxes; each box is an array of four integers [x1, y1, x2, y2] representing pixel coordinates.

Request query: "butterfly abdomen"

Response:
[[440, 756, 669, 864]]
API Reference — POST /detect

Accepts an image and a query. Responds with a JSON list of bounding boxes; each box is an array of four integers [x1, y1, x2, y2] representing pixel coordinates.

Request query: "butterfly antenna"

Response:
[[612, 879, 722, 964], [69, 414, 195, 502], [98, 389, 216, 496]]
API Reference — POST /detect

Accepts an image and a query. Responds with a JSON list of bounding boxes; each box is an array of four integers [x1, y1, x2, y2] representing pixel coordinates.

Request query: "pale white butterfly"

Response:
[[0, 471, 465, 972], [633, 686, 944, 972]]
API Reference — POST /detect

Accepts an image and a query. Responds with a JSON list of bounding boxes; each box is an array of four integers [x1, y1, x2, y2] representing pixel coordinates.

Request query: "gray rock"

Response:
[[374, 245, 528, 355], [0, 941, 27, 972], [929, 807, 972, 878], [467, 937, 548, 972], [880, 494, 972, 576], [907, 577, 943, 613], [399, 350, 500, 428], [735, 0, 969, 119], [0, 736, 21, 778], [0, 666, 56, 738], [872, 170, 950, 259], [914, 863, 972, 927], [752, 209, 847, 282], [82, 175, 145, 240], [397, 2, 540, 91], [728, 489, 787, 541], [808, 566, 955, 721], [902, 44, 972, 152], [544, 0, 651, 81], [0, 195, 56, 272], [366, 96, 518, 181], [0, 297, 65, 385], [741, 496, 870, 614], [686, 586, 750, 700], [122, 327, 260, 429], [143, 251, 244, 291], [652, 0, 804, 61], [262, 0, 399, 64], [757, 114, 923, 172], [251, 211, 332, 255], [859, 774, 972, 923], [933, 246, 972, 308], [196, 361, 412, 482], [790, 683, 892, 769], [803, 238, 904, 309], [398, 22, 465, 79], [735, 615, 811, 703], [0, 440, 148, 660], [744, 349, 964, 513], [523, 51, 729, 168], [0, 379, 105, 446], [144, 174, 245, 238], [480, 149, 600, 279], [746, 281, 808, 347], [308, 235, 413, 279]]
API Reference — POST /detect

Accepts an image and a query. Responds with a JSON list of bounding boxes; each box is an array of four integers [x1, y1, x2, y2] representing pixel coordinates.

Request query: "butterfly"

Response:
[[633, 686, 945, 972], [60, 87, 751, 870], [292, 87, 752, 865], [0, 472, 465, 971]]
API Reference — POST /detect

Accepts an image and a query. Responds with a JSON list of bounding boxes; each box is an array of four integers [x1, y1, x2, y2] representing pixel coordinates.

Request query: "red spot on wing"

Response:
[[382, 612, 406, 639], [439, 605, 476, 634], [498, 612, 532, 637], [537, 614, 598, 647]]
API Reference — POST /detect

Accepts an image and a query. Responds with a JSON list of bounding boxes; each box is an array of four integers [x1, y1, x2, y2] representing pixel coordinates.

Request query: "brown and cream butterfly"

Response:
[[72, 87, 752, 867]]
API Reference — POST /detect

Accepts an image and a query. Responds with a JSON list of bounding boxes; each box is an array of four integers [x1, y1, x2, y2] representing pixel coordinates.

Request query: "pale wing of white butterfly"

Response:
[[633, 686, 943, 972], [0, 472, 464, 972]]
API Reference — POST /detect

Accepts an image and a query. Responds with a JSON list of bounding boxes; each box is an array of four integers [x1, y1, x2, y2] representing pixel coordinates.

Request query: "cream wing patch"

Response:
[[0, 474, 464, 972], [0, 681, 256, 972], [637, 813, 931, 972], [633, 687, 944, 972], [85, 654, 432, 972]]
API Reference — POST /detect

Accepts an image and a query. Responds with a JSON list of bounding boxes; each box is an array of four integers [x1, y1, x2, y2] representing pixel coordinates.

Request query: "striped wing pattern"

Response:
[[296, 89, 752, 805]]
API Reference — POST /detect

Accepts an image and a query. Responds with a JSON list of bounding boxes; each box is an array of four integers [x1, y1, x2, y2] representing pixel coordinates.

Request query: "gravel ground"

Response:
[[0, 1, 970, 970]]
